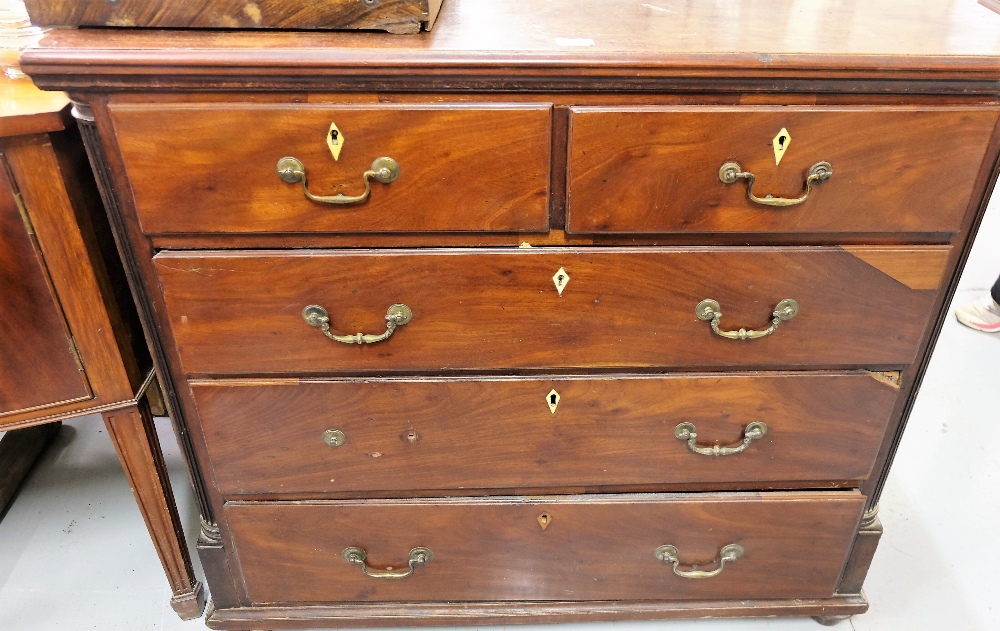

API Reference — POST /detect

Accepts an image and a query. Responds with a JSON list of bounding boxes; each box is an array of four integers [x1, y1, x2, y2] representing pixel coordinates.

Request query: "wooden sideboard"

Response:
[[0, 76, 204, 619], [20, 0, 1000, 627]]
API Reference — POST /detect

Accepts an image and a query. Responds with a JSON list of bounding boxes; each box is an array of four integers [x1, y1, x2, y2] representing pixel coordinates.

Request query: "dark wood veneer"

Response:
[[226, 492, 864, 604], [193, 373, 898, 495], [109, 103, 552, 235], [567, 107, 999, 235], [153, 247, 943, 374], [24, 0, 443, 33]]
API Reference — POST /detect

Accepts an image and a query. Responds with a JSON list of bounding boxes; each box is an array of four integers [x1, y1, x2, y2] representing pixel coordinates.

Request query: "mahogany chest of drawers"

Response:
[[21, 0, 1000, 627]]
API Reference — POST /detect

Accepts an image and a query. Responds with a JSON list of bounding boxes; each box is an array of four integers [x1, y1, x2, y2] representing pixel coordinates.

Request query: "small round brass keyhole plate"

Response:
[[323, 429, 346, 447]]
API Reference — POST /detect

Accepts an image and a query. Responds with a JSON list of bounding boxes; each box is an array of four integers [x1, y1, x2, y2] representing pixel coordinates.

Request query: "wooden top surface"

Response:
[[0, 76, 69, 138], [19, 0, 1000, 91]]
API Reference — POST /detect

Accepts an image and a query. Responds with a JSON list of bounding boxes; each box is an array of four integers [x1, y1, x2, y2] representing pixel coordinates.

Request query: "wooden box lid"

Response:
[[22, 0, 444, 34]]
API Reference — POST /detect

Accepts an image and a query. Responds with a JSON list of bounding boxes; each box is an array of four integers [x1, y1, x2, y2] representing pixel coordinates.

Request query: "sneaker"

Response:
[[955, 295, 1000, 332]]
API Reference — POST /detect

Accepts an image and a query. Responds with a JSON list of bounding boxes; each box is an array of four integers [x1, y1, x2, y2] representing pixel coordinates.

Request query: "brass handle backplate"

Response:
[[302, 303, 412, 345], [719, 160, 832, 207], [696, 298, 798, 340], [342, 546, 433, 580], [674, 422, 767, 456], [277, 156, 400, 205], [654, 544, 744, 579]]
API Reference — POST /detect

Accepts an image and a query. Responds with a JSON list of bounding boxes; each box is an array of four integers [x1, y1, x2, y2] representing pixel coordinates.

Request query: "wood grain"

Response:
[[192, 373, 898, 496], [842, 247, 951, 290], [567, 107, 999, 235], [0, 77, 69, 138], [225, 491, 864, 603], [110, 103, 551, 235], [1, 132, 141, 421], [24, 0, 443, 34], [0, 81, 202, 621], [102, 401, 206, 619], [0, 151, 91, 416], [205, 594, 869, 627], [19, 0, 1000, 95], [154, 247, 944, 375]]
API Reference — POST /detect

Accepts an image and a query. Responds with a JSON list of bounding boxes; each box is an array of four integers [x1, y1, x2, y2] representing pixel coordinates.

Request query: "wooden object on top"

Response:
[[0, 74, 204, 619], [23, 0, 444, 34]]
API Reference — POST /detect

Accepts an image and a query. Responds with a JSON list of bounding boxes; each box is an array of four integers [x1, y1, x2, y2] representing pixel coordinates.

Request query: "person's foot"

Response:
[[955, 295, 1000, 332]]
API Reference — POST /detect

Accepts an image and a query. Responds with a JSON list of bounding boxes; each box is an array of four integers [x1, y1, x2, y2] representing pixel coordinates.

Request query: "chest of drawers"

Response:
[[21, 0, 1000, 626]]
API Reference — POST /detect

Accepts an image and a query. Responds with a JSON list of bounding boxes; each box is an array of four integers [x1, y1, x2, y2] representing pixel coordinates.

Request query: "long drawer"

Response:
[[109, 103, 552, 235], [225, 491, 864, 604], [155, 246, 946, 374], [567, 106, 999, 235], [193, 373, 899, 495]]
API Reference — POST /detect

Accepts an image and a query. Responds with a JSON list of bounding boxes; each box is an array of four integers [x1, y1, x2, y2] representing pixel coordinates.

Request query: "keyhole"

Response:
[[778, 135, 786, 148], [546, 389, 561, 413], [537, 513, 552, 529], [552, 267, 570, 296], [330, 129, 339, 145]]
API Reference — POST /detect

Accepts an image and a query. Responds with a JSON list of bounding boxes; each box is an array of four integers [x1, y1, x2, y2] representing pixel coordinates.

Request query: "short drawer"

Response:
[[567, 106, 999, 235], [109, 103, 552, 235], [225, 491, 864, 603], [193, 373, 898, 495], [155, 246, 946, 374]]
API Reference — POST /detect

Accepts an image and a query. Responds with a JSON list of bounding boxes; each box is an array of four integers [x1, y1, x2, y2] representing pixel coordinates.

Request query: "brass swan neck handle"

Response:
[[719, 161, 832, 207], [277, 156, 400, 205], [302, 303, 412, 345], [674, 421, 768, 456], [654, 544, 744, 579], [696, 298, 798, 340], [342, 547, 433, 580]]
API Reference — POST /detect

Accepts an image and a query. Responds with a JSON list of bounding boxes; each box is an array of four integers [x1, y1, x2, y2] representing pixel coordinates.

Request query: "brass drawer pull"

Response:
[[674, 421, 767, 456], [277, 156, 400, 205], [342, 546, 433, 580], [696, 298, 798, 340], [654, 543, 744, 579], [719, 161, 832, 207], [302, 303, 412, 345]]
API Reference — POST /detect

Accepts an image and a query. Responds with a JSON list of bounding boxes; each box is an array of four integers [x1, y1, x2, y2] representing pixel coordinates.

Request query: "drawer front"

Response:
[[155, 247, 945, 374], [225, 492, 864, 603], [194, 373, 898, 495], [109, 103, 552, 235], [567, 107, 999, 235]]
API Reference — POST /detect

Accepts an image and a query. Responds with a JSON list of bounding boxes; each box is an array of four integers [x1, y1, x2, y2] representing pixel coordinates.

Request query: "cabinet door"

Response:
[[0, 155, 91, 417]]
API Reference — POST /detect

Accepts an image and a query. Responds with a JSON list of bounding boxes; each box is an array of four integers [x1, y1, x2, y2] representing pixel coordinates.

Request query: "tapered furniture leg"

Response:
[[102, 400, 206, 619]]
